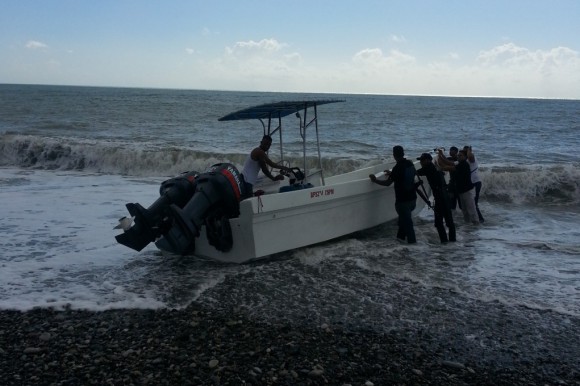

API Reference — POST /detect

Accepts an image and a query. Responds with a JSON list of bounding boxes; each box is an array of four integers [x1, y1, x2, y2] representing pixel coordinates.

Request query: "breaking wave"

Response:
[[481, 164, 580, 205], [0, 134, 376, 178], [3, 134, 579, 205]]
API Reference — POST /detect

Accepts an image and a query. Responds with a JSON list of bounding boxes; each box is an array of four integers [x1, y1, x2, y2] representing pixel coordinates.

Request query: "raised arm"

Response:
[[466, 146, 475, 162], [437, 149, 455, 167]]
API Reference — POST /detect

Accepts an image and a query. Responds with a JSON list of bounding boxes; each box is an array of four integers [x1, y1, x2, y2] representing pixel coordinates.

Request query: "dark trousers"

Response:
[[448, 181, 461, 211], [395, 200, 416, 243], [434, 193, 456, 243], [240, 173, 254, 199], [473, 181, 484, 222]]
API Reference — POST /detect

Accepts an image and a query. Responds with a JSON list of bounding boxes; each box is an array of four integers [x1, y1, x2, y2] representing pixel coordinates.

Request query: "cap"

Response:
[[417, 153, 433, 161]]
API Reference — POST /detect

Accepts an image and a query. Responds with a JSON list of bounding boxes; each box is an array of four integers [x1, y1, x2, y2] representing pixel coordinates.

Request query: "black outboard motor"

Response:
[[156, 163, 245, 255], [115, 171, 199, 251]]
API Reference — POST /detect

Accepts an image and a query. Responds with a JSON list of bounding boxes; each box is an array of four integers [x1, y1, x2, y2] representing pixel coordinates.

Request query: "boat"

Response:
[[115, 100, 431, 263]]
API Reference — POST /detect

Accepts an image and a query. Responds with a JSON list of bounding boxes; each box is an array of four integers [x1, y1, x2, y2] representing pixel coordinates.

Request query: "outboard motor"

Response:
[[155, 163, 245, 255], [115, 171, 199, 251]]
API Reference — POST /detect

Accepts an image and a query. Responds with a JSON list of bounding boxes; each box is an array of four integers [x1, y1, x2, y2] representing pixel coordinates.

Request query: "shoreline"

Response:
[[1, 303, 578, 385]]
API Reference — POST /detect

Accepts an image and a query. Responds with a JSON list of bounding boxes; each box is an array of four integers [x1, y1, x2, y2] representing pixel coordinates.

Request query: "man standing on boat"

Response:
[[369, 145, 418, 244], [241, 135, 292, 198]]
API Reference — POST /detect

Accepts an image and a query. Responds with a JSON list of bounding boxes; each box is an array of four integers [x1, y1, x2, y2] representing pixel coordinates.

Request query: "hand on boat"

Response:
[[369, 174, 377, 182], [274, 174, 285, 181]]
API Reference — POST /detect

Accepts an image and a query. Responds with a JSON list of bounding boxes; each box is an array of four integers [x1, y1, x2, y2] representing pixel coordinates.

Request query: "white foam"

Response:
[[1, 166, 578, 317], [0, 167, 230, 310]]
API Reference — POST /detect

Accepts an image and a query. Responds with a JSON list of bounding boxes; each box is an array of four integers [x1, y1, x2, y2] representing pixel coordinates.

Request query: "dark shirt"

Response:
[[389, 159, 417, 203], [455, 160, 474, 194], [446, 155, 458, 185], [417, 163, 446, 200]]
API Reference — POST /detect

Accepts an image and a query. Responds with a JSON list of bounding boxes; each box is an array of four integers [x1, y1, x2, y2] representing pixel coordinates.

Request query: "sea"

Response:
[[1, 84, 579, 330]]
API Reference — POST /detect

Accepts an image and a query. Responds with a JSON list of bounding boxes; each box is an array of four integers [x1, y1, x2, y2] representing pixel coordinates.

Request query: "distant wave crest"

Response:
[[0, 134, 375, 177], [4, 134, 577, 205], [481, 164, 580, 205]]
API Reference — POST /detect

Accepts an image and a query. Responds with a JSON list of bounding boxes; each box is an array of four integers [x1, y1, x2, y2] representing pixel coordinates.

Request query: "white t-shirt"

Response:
[[241, 154, 261, 185], [468, 156, 481, 184]]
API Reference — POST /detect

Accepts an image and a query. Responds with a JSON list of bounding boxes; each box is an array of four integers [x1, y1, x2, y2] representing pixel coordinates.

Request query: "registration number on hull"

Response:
[[310, 188, 335, 198]]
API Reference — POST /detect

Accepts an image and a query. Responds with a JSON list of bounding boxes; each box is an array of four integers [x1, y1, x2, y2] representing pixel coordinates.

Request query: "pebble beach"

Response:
[[1, 298, 578, 386], [1, 86, 580, 386]]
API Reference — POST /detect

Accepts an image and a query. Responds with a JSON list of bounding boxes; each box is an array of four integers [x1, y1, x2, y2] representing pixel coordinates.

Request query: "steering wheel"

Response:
[[270, 160, 290, 175], [288, 167, 305, 182], [271, 159, 291, 178]]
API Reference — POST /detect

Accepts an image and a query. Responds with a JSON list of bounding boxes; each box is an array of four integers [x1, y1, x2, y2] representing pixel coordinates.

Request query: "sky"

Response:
[[1, 0, 580, 99]]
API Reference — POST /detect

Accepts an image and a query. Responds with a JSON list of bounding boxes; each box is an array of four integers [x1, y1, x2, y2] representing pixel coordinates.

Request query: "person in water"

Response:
[[438, 149, 479, 224], [241, 135, 292, 198], [416, 152, 456, 243], [369, 145, 418, 244], [463, 145, 485, 223], [446, 146, 460, 210]]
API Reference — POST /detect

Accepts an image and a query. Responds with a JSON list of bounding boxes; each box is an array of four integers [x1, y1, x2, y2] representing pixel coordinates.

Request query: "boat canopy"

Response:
[[218, 100, 343, 121], [219, 99, 344, 186]]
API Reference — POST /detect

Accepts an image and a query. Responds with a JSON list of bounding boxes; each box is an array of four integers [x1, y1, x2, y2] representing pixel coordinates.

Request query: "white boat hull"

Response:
[[193, 161, 430, 263], [116, 100, 433, 263]]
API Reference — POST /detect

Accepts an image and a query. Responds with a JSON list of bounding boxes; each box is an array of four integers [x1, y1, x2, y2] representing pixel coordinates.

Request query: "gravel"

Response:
[[1, 303, 578, 385]]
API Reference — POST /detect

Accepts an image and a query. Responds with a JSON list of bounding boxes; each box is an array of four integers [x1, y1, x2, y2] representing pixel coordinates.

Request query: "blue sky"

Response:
[[1, 0, 579, 99]]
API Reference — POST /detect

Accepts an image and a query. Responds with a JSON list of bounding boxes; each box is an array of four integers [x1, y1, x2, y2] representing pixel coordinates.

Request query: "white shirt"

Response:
[[241, 154, 261, 185], [468, 156, 481, 184]]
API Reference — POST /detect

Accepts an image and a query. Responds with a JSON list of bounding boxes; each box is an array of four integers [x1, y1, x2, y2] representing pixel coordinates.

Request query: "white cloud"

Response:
[[187, 38, 304, 91], [171, 39, 580, 98], [309, 43, 580, 98], [476, 43, 531, 66], [390, 34, 406, 43], [477, 43, 580, 70], [353, 48, 384, 62], [222, 38, 291, 74], [25, 40, 48, 50], [466, 43, 580, 97], [352, 48, 416, 67], [474, 43, 580, 77], [225, 38, 285, 57], [284, 52, 302, 63], [185, 48, 195, 55]]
